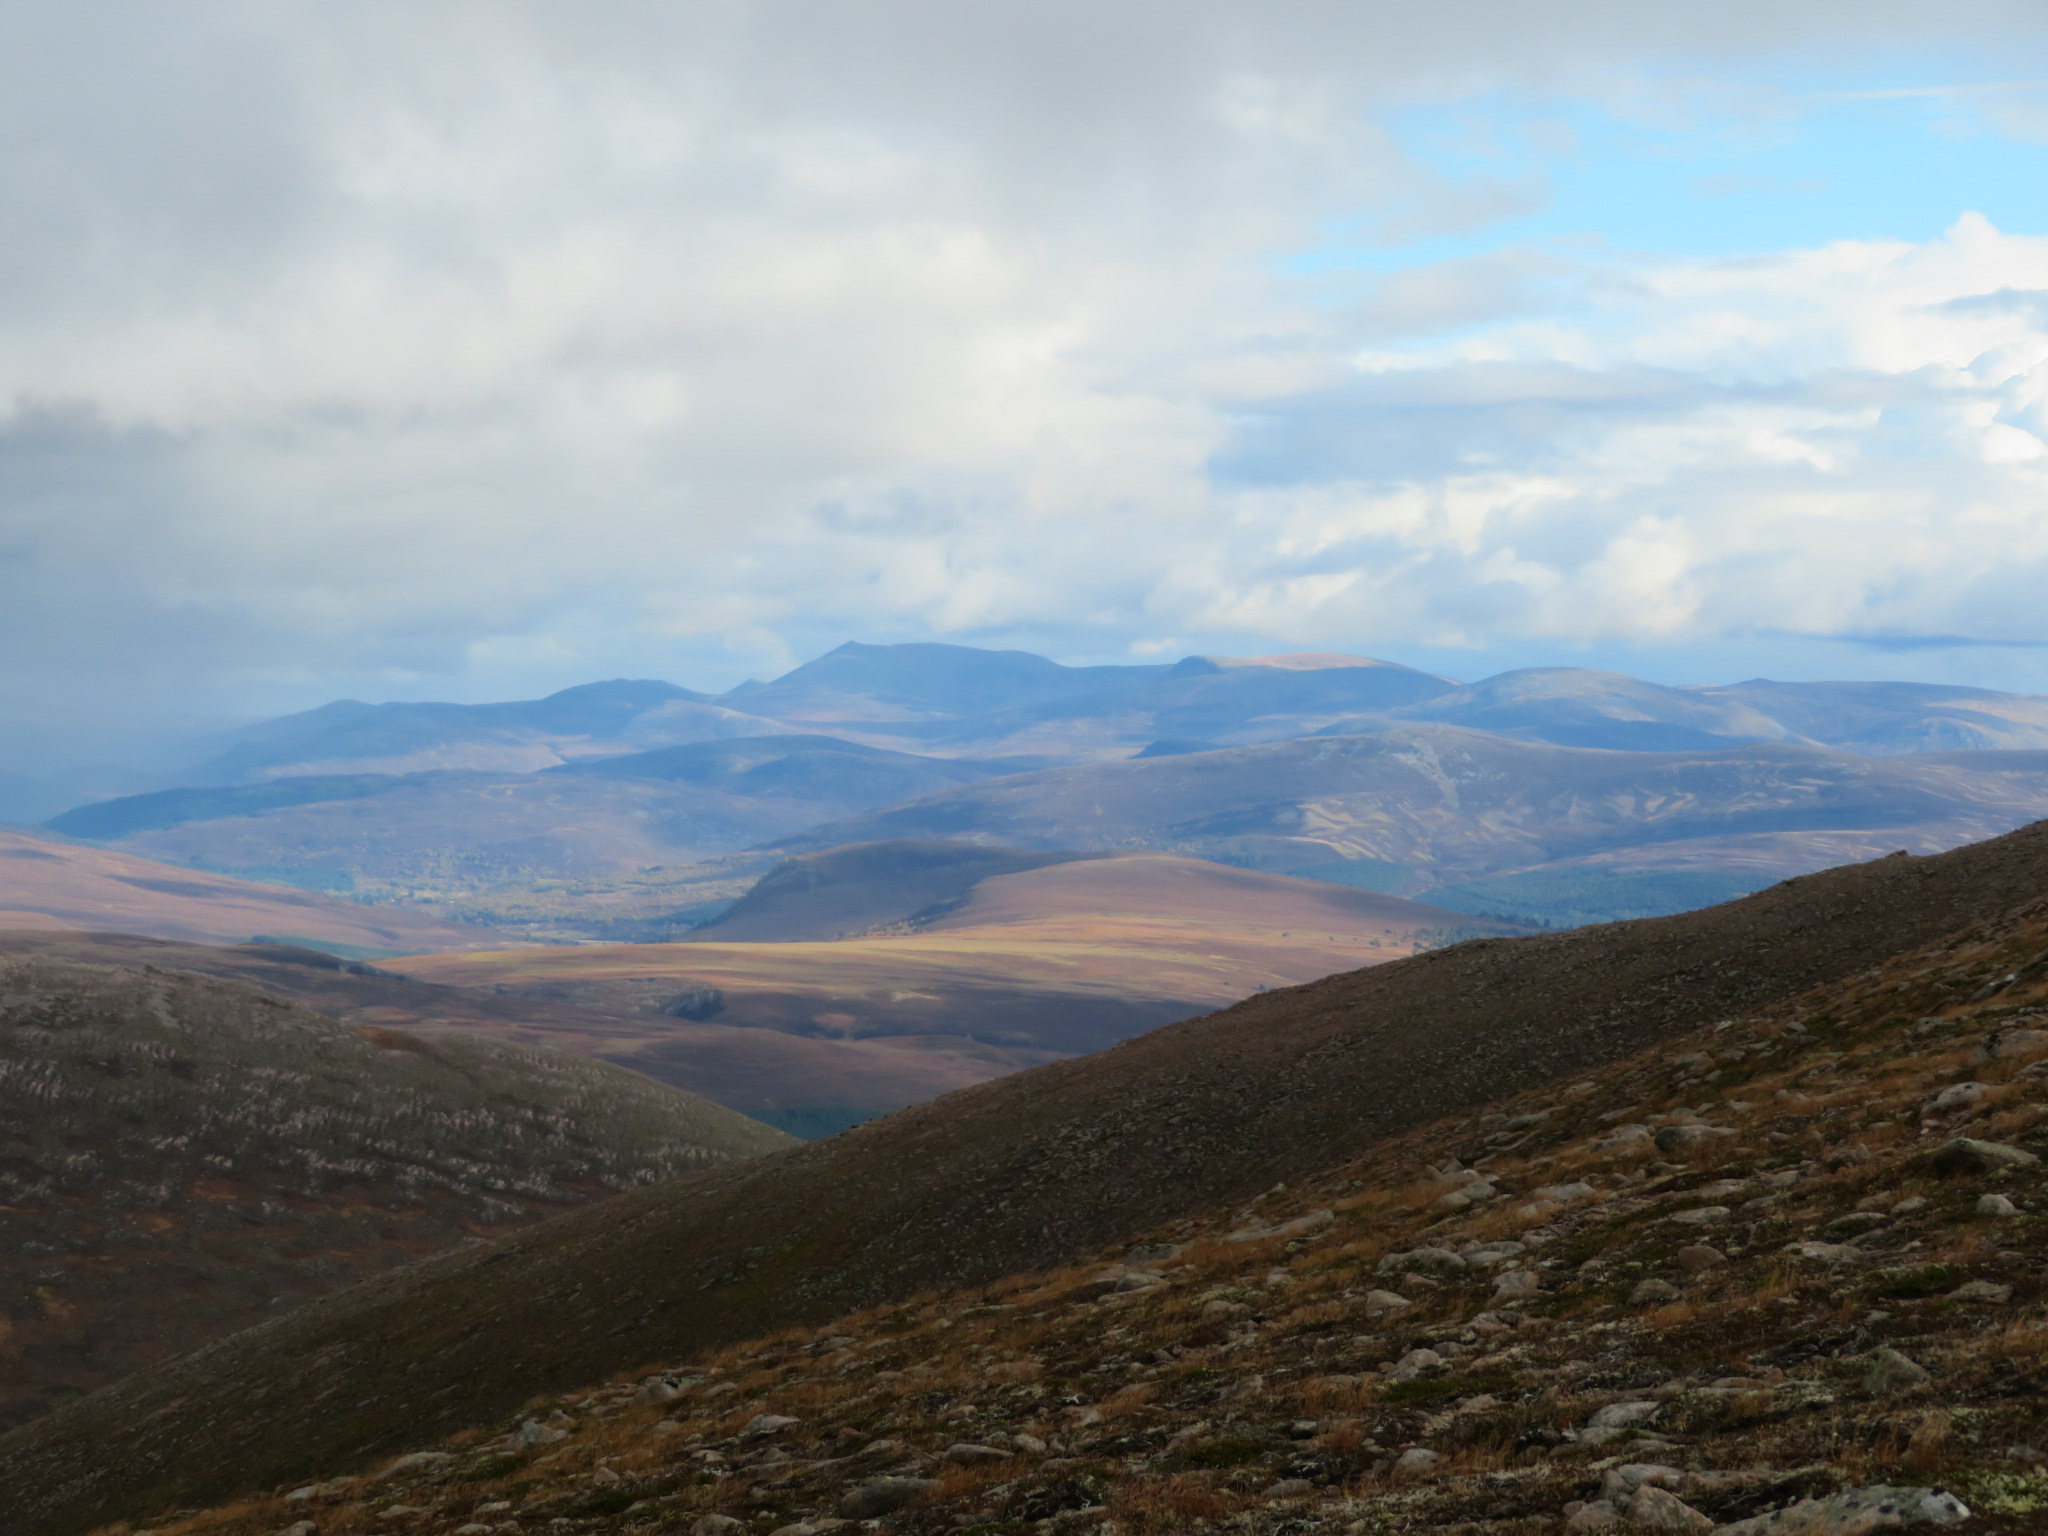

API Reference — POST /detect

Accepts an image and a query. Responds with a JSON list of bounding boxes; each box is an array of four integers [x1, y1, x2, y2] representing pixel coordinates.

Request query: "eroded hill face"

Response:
[[149, 893, 2048, 1536], [10, 823, 2048, 1534], [0, 959, 792, 1429]]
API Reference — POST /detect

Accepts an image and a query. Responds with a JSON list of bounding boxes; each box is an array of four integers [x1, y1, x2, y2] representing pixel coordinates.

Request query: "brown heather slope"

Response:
[[0, 829, 502, 951], [0, 929, 1015, 1138], [0, 959, 792, 1432], [154, 889, 2048, 1536], [9, 822, 2048, 1533]]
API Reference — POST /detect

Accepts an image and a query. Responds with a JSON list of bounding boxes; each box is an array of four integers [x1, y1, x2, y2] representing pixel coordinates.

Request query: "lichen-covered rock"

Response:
[[1715, 1484, 1970, 1534]]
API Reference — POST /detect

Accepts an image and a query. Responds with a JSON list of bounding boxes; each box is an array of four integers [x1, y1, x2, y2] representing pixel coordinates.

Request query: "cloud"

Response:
[[5, 1, 2048, 766]]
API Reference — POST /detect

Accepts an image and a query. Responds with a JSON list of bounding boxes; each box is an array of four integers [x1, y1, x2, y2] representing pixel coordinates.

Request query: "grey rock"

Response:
[[510, 1418, 567, 1448], [1930, 1137, 2040, 1177], [943, 1442, 1013, 1464], [1262, 1477, 1315, 1497], [1386, 1348, 1444, 1381], [1976, 1193, 2019, 1216], [1625, 1485, 1713, 1532], [1714, 1484, 1970, 1534], [1656, 1124, 1736, 1156], [1492, 1269, 1542, 1299], [1783, 1241, 1866, 1264], [1601, 1463, 1684, 1500], [1360, 1288, 1411, 1317], [839, 1477, 938, 1518], [1534, 1181, 1597, 1203], [1567, 1500, 1623, 1531], [1630, 1278, 1683, 1305], [1676, 1244, 1727, 1275], [1926, 1082, 1992, 1112], [1374, 1246, 1467, 1276], [1011, 1432, 1047, 1453], [1949, 1279, 2014, 1303], [1580, 1400, 1660, 1446], [1864, 1348, 1932, 1395]]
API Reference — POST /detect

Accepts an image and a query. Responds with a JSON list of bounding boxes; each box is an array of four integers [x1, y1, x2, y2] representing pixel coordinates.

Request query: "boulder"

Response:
[[1386, 1348, 1443, 1382], [1675, 1245, 1727, 1275], [1580, 1400, 1660, 1446], [1926, 1082, 1991, 1113], [1567, 1500, 1623, 1530], [943, 1443, 1013, 1465], [1714, 1484, 1969, 1534], [1976, 1193, 2018, 1216], [1929, 1137, 2040, 1177], [1374, 1247, 1466, 1277], [1656, 1124, 1736, 1156], [1948, 1279, 2013, 1304], [1864, 1348, 1931, 1395], [1625, 1485, 1713, 1532], [1360, 1288, 1411, 1317], [839, 1477, 938, 1519]]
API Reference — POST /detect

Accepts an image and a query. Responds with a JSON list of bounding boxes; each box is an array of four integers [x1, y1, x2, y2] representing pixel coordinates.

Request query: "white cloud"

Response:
[[5, 1, 2048, 765]]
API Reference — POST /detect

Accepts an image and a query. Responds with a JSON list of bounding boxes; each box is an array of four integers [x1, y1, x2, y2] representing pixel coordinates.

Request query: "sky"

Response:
[[8, 1, 2048, 777]]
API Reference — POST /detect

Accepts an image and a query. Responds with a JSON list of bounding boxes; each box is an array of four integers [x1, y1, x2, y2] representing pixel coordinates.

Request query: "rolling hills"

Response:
[[9, 818, 2048, 1533], [395, 852, 1508, 1124], [0, 830, 502, 952], [0, 955, 791, 1430], [779, 729, 2048, 907]]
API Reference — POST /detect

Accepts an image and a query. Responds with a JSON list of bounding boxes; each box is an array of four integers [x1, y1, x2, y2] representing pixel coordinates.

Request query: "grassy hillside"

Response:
[[145, 893, 2048, 1536], [0, 957, 791, 1430], [0, 830, 503, 951], [9, 821, 2048, 1532]]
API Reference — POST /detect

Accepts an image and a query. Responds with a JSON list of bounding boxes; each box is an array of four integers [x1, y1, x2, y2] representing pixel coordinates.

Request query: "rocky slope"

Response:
[[9, 821, 2048, 1533], [63, 840, 2048, 1536], [0, 958, 792, 1429]]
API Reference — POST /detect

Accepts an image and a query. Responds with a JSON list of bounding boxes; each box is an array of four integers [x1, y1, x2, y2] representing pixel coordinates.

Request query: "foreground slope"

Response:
[[0, 958, 792, 1430], [8, 823, 2048, 1532], [0, 830, 501, 951], [171, 891, 2048, 1536]]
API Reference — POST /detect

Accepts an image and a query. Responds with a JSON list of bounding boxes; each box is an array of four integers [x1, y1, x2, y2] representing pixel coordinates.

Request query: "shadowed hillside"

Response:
[[7, 821, 2048, 1532], [0, 957, 791, 1429]]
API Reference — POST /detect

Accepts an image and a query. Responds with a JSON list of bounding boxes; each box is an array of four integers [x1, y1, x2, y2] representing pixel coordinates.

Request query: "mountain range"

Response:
[[30, 644, 2048, 937]]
